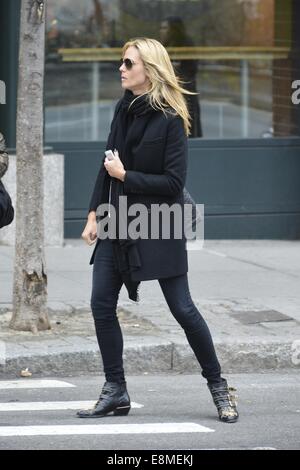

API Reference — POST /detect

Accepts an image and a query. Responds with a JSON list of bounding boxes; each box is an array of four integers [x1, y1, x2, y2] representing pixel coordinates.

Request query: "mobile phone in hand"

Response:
[[105, 150, 115, 160]]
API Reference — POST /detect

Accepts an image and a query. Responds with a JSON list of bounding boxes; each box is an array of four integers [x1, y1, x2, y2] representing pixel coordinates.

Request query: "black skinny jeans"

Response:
[[91, 239, 223, 385]]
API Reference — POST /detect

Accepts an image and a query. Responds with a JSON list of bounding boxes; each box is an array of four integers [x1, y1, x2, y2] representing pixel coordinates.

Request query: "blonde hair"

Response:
[[122, 37, 196, 136]]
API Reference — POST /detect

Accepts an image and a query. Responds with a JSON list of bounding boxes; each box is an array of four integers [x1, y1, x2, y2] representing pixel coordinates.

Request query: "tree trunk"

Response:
[[10, 0, 50, 333]]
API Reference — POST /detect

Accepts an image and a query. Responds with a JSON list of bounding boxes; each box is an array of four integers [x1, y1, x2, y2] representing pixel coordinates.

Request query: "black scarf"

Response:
[[106, 90, 156, 301]]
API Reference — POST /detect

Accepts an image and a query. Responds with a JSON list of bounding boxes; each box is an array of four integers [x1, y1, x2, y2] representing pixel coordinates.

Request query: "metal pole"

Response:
[[219, 103, 224, 138], [241, 59, 249, 138], [92, 62, 100, 140]]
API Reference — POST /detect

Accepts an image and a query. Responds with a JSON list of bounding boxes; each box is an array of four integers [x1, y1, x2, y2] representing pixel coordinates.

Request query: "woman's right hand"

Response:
[[81, 212, 97, 245]]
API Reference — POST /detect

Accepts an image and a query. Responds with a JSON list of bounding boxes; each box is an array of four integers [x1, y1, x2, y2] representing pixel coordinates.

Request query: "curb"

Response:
[[1, 337, 299, 378]]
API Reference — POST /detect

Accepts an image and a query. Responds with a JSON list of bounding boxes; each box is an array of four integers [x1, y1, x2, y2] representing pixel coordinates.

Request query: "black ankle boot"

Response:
[[207, 379, 239, 423], [77, 381, 131, 418]]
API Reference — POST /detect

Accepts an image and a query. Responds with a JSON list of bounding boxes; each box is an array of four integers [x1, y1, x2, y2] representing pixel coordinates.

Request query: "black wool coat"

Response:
[[0, 181, 14, 229], [89, 102, 189, 282]]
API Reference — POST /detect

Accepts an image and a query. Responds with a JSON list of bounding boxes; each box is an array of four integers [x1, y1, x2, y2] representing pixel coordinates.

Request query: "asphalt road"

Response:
[[0, 372, 298, 451]]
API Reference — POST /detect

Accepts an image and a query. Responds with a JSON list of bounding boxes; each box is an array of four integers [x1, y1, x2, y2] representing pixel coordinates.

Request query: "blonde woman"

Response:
[[80, 38, 238, 423]]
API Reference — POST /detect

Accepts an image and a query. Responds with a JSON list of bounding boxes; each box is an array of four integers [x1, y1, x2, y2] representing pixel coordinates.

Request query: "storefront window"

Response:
[[45, 0, 299, 141]]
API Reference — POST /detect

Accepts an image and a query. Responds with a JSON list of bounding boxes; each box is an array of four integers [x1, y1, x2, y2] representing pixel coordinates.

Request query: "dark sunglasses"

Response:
[[119, 58, 136, 70]]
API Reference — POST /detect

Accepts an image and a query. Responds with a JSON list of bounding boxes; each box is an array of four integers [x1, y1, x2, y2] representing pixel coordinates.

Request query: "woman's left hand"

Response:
[[104, 150, 126, 182]]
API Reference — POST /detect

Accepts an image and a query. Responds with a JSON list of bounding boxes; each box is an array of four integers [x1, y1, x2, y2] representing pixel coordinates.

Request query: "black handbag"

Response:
[[183, 187, 202, 237]]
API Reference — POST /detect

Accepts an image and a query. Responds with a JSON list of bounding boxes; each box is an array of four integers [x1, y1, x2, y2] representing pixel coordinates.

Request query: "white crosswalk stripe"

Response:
[[0, 378, 215, 438], [0, 423, 214, 436], [0, 379, 75, 389], [0, 401, 144, 411]]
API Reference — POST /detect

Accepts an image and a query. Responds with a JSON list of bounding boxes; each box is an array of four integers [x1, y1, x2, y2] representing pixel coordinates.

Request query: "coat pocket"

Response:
[[142, 137, 164, 146]]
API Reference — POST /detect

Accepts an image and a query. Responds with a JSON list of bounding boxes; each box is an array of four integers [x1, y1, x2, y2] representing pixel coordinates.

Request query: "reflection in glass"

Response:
[[45, 0, 298, 142], [159, 17, 203, 138]]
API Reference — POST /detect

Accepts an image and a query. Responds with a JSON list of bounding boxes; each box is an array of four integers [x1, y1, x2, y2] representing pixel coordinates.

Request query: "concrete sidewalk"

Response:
[[1, 240, 300, 378]]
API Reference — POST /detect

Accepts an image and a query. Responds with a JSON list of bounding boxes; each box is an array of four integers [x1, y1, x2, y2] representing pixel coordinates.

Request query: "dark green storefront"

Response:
[[1, 0, 300, 239]]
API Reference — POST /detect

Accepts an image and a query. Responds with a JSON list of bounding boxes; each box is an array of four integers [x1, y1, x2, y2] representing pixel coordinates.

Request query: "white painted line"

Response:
[[0, 401, 144, 411], [0, 423, 214, 436], [202, 248, 227, 258], [187, 241, 204, 251], [0, 380, 75, 390]]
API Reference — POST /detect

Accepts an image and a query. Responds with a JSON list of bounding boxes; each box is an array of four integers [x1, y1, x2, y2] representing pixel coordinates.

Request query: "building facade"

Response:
[[1, 0, 300, 238]]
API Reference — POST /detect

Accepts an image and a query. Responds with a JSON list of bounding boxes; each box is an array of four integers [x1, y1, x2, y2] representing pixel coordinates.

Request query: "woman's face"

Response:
[[119, 46, 150, 96]]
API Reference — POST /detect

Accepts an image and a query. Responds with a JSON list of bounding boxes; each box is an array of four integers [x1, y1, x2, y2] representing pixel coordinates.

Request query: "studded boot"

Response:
[[77, 381, 131, 418], [207, 379, 239, 423]]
